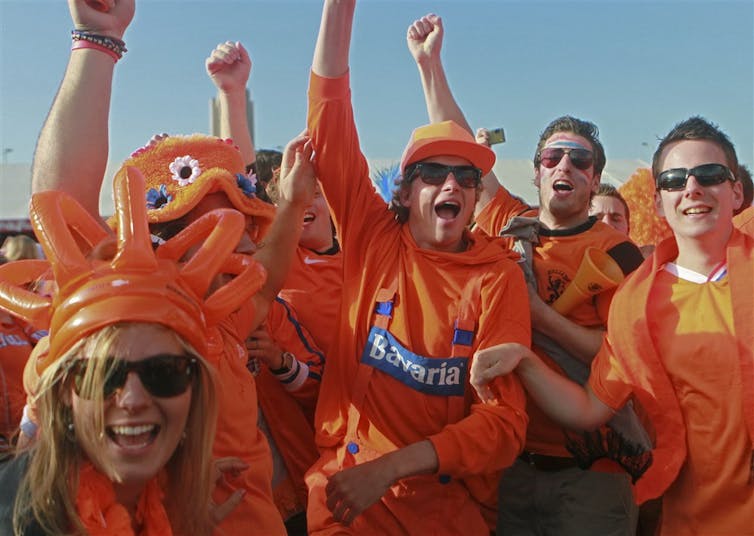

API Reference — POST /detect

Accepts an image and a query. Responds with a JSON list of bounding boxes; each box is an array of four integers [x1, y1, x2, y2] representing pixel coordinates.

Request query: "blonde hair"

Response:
[[13, 323, 218, 535], [1, 235, 40, 261]]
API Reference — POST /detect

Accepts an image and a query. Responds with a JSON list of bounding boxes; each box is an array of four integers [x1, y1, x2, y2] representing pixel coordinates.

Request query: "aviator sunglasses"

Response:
[[68, 353, 198, 399], [538, 147, 594, 170], [656, 163, 735, 191], [407, 162, 482, 189]]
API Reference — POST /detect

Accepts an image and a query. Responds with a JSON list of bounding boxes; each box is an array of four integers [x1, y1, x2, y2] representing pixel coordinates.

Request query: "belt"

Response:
[[518, 452, 580, 472]]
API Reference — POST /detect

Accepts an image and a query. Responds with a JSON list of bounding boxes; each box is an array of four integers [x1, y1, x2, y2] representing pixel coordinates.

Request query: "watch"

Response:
[[271, 351, 295, 375]]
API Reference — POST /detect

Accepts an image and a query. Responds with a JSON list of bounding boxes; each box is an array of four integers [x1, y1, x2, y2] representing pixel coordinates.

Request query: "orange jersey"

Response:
[[208, 304, 285, 536], [477, 187, 644, 456], [306, 71, 530, 535], [278, 245, 342, 354], [257, 297, 325, 518], [0, 317, 44, 447], [590, 229, 754, 533]]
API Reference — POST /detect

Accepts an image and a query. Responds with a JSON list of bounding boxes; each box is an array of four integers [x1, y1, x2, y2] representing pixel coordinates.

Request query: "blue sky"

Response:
[[1, 0, 752, 171]]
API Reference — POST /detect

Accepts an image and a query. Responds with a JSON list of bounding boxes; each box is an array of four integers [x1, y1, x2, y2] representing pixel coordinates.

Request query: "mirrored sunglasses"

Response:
[[656, 163, 735, 191], [69, 353, 198, 399], [407, 162, 482, 189], [539, 147, 594, 170]]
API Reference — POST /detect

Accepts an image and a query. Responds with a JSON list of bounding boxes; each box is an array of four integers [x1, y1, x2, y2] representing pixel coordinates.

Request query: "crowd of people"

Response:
[[0, 0, 752, 535]]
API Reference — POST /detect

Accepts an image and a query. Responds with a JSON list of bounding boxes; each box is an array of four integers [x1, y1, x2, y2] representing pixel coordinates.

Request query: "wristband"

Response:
[[71, 39, 119, 62], [71, 29, 127, 61]]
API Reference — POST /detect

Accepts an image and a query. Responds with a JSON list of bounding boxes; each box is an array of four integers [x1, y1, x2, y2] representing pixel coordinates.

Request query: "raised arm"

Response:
[[470, 342, 614, 430], [312, 0, 355, 78], [31, 0, 134, 223], [407, 14, 502, 213], [206, 41, 255, 166], [251, 132, 316, 308]]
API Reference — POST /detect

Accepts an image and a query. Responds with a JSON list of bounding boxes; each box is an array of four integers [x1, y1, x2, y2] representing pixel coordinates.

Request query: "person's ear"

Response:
[[732, 180, 744, 212], [654, 190, 665, 218], [399, 187, 412, 208], [534, 166, 541, 189]]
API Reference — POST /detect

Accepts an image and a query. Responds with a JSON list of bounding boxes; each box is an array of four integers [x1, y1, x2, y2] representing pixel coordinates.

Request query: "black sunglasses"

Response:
[[69, 353, 198, 399], [656, 163, 735, 191], [538, 147, 594, 170], [407, 162, 482, 189]]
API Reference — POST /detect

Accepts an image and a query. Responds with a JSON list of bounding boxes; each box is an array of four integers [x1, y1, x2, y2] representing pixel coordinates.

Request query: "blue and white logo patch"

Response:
[[360, 327, 467, 396]]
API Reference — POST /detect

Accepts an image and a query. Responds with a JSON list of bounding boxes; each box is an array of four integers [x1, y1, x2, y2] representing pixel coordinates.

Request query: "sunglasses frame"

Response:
[[538, 147, 594, 171], [656, 163, 736, 191], [406, 162, 482, 189], [68, 353, 198, 400]]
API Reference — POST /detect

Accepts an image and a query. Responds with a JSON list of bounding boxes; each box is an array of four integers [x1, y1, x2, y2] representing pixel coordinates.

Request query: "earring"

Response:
[[65, 421, 76, 442]]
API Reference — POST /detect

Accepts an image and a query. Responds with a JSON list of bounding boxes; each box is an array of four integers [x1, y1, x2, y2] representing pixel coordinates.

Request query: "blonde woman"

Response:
[[0, 168, 266, 535]]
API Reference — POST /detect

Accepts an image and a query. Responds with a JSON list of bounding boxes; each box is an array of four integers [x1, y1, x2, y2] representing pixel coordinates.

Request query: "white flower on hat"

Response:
[[169, 155, 202, 187]]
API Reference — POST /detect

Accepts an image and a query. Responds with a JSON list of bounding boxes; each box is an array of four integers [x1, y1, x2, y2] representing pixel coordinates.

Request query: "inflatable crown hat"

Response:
[[0, 166, 267, 372]]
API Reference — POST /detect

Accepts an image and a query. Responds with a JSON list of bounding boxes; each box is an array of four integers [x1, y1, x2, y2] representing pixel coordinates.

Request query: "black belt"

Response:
[[518, 452, 580, 472]]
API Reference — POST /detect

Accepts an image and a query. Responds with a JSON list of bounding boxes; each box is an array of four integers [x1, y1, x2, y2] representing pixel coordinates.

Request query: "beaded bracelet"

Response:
[[71, 29, 127, 60]]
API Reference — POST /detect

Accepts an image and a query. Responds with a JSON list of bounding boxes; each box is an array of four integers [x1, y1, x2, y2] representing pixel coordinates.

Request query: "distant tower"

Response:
[[209, 88, 254, 141]]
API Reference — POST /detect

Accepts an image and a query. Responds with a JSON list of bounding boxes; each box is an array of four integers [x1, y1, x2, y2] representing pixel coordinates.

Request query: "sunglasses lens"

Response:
[[657, 169, 687, 190], [415, 163, 449, 185], [454, 168, 481, 188], [540, 148, 564, 169], [140, 355, 195, 397], [694, 164, 730, 186], [568, 149, 594, 170]]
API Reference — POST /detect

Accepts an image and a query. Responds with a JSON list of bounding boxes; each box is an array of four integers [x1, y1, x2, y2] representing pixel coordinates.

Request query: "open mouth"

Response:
[[107, 424, 159, 449], [435, 201, 461, 220], [553, 180, 574, 192], [683, 206, 711, 216], [303, 212, 315, 224]]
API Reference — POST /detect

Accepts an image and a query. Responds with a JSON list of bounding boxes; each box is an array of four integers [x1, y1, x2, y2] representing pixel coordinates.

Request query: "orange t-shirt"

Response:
[[590, 236, 754, 533], [208, 306, 285, 535], [477, 187, 643, 456], [0, 317, 43, 447], [279, 245, 342, 355]]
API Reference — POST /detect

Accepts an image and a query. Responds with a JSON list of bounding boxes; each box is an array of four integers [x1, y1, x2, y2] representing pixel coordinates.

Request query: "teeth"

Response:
[[110, 424, 155, 436], [685, 207, 710, 215]]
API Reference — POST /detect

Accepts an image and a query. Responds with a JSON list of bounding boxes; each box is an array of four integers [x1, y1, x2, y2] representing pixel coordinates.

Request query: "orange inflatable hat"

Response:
[[0, 166, 267, 372]]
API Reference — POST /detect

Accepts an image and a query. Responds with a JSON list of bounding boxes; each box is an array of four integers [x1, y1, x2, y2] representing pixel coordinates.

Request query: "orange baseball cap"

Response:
[[399, 120, 495, 176], [122, 134, 276, 238], [0, 166, 267, 372]]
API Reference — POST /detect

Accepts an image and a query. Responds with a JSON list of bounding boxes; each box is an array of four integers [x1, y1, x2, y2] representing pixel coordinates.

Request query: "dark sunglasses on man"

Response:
[[538, 147, 594, 171], [68, 353, 198, 399], [656, 163, 736, 191], [406, 162, 482, 189]]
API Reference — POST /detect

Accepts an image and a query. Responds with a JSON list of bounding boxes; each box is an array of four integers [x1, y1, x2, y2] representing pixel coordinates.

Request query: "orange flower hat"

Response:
[[123, 134, 276, 238], [0, 166, 267, 372]]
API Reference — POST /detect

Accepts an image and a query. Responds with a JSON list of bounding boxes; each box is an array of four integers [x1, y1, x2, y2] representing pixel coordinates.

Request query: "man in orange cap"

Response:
[[302, 2, 531, 534], [28, 2, 316, 534], [471, 116, 754, 535], [407, 13, 647, 535]]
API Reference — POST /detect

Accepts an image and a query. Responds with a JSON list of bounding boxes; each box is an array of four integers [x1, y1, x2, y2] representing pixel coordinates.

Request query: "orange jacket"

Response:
[[589, 227, 754, 522]]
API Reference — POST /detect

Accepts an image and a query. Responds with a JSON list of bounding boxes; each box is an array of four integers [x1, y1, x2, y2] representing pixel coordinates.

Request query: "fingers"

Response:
[[476, 128, 491, 146], [214, 456, 249, 481], [407, 13, 442, 40]]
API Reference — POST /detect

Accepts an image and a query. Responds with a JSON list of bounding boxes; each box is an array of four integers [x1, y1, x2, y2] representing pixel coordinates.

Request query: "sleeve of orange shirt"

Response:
[[429, 258, 531, 477], [264, 297, 324, 416], [475, 187, 536, 237]]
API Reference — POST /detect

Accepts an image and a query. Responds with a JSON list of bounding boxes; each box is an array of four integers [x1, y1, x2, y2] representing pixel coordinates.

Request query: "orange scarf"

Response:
[[75, 463, 173, 536]]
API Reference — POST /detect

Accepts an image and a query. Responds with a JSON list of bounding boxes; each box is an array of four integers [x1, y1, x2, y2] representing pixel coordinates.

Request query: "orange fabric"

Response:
[[0, 317, 41, 444], [589, 229, 754, 533], [76, 463, 171, 535], [278, 245, 343, 354], [306, 71, 530, 534], [734, 205, 754, 234], [208, 307, 285, 536], [477, 186, 640, 457], [256, 298, 325, 517]]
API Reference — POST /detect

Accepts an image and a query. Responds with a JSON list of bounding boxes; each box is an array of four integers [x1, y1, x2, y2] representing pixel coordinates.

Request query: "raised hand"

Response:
[[278, 131, 317, 208], [206, 41, 251, 94], [406, 13, 443, 65], [476, 128, 492, 147], [209, 456, 249, 525], [68, 0, 134, 39]]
